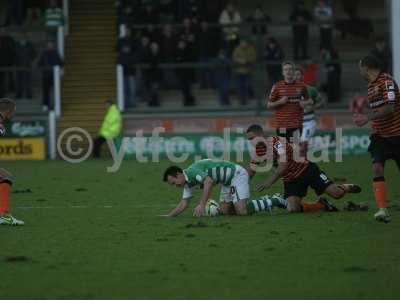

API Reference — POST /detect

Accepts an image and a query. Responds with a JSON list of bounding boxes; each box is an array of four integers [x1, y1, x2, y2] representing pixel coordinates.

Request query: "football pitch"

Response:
[[1, 155, 399, 300]]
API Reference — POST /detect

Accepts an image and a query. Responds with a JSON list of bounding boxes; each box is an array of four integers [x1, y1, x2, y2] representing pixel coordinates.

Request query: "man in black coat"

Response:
[[175, 40, 196, 106], [289, 1, 312, 60], [38, 41, 63, 111], [0, 28, 16, 97]]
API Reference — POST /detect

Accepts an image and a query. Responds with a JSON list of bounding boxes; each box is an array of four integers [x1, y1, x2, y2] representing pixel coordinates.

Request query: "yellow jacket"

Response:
[[99, 104, 122, 139], [233, 44, 257, 74]]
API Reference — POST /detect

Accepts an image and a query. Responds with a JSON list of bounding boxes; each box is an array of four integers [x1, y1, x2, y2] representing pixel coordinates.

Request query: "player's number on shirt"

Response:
[[320, 173, 329, 182]]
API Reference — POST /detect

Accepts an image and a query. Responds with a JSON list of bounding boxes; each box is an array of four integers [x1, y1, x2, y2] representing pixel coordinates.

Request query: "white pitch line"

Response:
[[15, 204, 176, 210]]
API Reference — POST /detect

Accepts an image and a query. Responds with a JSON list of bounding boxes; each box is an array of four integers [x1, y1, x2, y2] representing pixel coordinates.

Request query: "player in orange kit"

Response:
[[354, 55, 400, 222], [0, 98, 24, 226]]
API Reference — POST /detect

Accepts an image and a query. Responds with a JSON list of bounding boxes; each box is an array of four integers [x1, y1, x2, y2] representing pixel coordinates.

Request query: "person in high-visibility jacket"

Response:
[[92, 100, 122, 158]]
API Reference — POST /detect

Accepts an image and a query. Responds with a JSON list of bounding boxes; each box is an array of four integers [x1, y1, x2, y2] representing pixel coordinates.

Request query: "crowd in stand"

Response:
[[0, 0, 64, 111], [117, 0, 392, 109]]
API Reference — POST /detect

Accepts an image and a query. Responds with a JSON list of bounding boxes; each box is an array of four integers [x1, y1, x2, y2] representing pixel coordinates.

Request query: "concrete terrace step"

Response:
[[60, 0, 116, 139]]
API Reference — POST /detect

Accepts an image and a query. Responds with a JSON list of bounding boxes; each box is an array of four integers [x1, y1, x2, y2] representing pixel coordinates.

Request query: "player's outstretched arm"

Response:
[[354, 104, 396, 126], [367, 104, 396, 120], [256, 161, 288, 192], [194, 177, 214, 217], [165, 198, 191, 217]]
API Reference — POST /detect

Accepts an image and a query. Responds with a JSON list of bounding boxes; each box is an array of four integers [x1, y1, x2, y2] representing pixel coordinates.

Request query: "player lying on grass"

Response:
[[246, 124, 362, 213], [162, 159, 287, 217], [0, 98, 24, 226]]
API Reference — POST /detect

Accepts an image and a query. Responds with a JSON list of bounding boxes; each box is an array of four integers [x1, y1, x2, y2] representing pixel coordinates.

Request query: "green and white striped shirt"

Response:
[[182, 159, 237, 199]]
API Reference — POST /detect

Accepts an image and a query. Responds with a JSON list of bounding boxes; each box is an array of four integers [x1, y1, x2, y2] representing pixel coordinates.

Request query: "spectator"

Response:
[[118, 4, 136, 37], [138, 4, 160, 25], [264, 37, 284, 85], [159, 0, 175, 23], [349, 90, 367, 114], [246, 4, 271, 36], [142, 24, 161, 43], [342, 0, 360, 19], [160, 24, 176, 61], [117, 28, 138, 108], [136, 35, 151, 98], [212, 49, 232, 106], [369, 38, 392, 73], [180, 17, 197, 54], [219, 2, 242, 57], [44, 0, 63, 28], [301, 61, 319, 85], [197, 20, 220, 89], [179, 17, 197, 86], [314, 0, 333, 49], [232, 38, 257, 105], [15, 33, 36, 99], [174, 0, 202, 23], [3, 0, 26, 27], [159, 24, 178, 88], [0, 28, 16, 98], [202, 0, 225, 23], [143, 42, 162, 107], [92, 100, 122, 159], [290, 1, 312, 60], [320, 47, 341, 103], [38, 41, 63, 111], [175, 40, 196, 106]]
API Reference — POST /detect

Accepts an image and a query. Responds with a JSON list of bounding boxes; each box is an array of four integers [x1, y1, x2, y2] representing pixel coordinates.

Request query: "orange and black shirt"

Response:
[[250, 136, 309, 182], [268, 80, 308, 129], [367, 72, 400, 137]]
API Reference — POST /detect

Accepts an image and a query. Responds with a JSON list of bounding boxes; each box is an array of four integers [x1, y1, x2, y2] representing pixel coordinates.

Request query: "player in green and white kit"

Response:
[[163, 159, 285, 217], [294, 68, 325, 156]]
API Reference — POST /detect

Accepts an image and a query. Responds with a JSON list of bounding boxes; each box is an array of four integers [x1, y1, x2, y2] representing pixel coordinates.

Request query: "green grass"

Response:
[[1, 155, 399, 300]]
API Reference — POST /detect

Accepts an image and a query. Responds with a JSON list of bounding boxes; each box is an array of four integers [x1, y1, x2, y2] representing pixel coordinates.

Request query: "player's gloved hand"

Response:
[[193, 204, 206, 217]]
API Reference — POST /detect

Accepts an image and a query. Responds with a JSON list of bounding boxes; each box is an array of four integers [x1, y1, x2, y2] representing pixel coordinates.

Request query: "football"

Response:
[[205, 199, 220, 217]]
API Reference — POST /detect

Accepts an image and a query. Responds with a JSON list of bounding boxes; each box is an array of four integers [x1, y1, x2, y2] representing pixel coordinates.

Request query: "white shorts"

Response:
[[301, 120, 317, 142], [219, 165, 250, 204]]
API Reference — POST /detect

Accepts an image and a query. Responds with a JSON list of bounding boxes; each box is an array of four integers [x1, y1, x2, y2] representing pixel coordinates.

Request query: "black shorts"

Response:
[[276, 128, 302, 141], [283, 162, 333, 198], [368, 135, 400, 166]]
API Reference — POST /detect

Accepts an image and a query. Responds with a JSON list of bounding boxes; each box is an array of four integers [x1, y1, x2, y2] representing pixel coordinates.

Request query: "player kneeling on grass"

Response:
[[246, 124, 362, 213], [0, 98, 24, 226], [163, 159, 286, 217]]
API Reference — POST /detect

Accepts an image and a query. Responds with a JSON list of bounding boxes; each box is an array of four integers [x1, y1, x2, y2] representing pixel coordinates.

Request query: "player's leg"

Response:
[[231, 166, 250, 215], [286, 196, 303, 212], [0, 168, 24, 226], [284, 169, 331, 213], [246, 193, 287, 214], [219, 185, 236, 215], [302, 162, 361, 200], [229, 166, 287, 215], [368, 135, 390, 222], [300, 120, 316, 158]]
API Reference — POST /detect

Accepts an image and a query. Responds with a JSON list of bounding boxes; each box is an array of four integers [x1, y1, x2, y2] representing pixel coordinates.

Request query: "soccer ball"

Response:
[[205, 199, 220, 217]]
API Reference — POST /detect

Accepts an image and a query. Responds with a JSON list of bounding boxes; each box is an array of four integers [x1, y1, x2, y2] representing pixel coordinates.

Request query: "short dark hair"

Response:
[[163, 166, 183, 182], [282, 61, 295, 69], [246, 124, 264, 134], [360, 55, 382, 71], [0, 98, 16, 113]]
